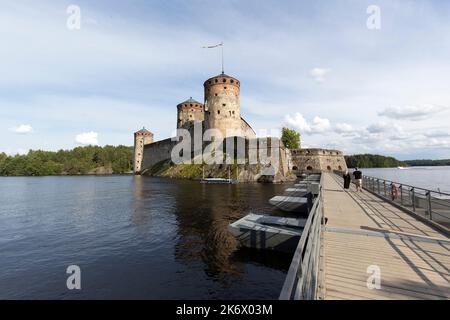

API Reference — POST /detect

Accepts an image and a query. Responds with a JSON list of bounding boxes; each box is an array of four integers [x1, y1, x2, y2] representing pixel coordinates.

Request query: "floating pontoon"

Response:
[[200, 178, 234, 184], [269, 195, 312, 213], [228, 213, 307, 253]]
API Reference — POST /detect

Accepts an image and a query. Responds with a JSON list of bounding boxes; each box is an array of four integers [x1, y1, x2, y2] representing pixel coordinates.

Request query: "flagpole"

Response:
[[202, 42, 225, 74], [221, 44, 224, 74]]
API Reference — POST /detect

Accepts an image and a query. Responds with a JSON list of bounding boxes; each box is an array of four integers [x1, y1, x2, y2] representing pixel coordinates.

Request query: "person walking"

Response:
[[391, 183, 399, 201], [353, 167, 363, 192], [343, 170, 351, 191]]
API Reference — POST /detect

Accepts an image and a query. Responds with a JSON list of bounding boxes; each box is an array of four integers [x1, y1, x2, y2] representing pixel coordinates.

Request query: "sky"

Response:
[[1, 0, 450, 160]]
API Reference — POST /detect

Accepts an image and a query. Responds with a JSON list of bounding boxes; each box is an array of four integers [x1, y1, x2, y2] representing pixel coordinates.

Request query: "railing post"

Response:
[[389, 182, 395, 201], [427, 191, 433, 221], [411, 188, 416, 212], [377, 179, 380, 194], [383, 181, 386, 197], [400, 185, 403, 205]]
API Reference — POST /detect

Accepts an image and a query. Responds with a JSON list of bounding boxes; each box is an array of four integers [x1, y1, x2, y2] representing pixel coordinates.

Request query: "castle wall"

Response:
[[140, 136, 293, 181], [290, 148, 347, 172], [240, 117, 256, 139], [142, 138, 178, 171]]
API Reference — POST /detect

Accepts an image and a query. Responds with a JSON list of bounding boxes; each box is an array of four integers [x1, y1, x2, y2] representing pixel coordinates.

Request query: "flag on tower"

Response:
[[202, 42, 225, 74], [202, 42, 223, 49]]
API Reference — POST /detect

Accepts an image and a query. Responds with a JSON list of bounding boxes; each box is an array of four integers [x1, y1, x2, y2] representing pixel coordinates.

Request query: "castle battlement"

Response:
[[290, 148, 347, 172], [291, 148, 344, 156]]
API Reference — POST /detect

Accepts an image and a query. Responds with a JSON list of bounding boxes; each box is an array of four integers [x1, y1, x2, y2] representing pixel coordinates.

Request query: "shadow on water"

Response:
[[231, 247, 293, 272], [168, 178, 293, 276]]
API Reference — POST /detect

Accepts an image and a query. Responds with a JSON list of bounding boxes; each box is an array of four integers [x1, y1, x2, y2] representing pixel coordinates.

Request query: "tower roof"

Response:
[[135, 127, 152, 134], [178, 97, 203, 106], [177, 97, 203, 110], [204, 73, 240, 87]]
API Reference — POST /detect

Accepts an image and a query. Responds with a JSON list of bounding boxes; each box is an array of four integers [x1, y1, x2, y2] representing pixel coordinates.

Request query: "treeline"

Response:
[[345, 154, 403, 168], [403, 159, 450, 167], [0, 145, 134, 176]]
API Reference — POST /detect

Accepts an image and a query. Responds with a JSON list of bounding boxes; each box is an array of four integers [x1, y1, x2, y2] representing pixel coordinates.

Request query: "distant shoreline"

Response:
[[345, 154, 450, 169], [352, 165, 450, 170], [0, 173, 134, 177]]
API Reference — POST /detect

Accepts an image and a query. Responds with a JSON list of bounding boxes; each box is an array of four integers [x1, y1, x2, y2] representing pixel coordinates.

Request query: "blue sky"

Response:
[[1, 0, 450, 160]]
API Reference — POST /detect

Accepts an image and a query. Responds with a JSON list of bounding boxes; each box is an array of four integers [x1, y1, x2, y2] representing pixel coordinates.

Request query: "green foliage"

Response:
[[147, 160, 172, 176], [403, 159, 450, 167], [281, 127, 301, 149], [346, 154, 450, 168], [173, 164, 204, 179], [0, 146, 133, 176], [345, 154, 404, 168], [150, 160, 204, 179]]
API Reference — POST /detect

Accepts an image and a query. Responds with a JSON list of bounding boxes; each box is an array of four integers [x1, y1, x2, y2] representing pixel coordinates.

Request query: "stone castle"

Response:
[[134, 72, 347, 181], [176, 73, 256, 139]]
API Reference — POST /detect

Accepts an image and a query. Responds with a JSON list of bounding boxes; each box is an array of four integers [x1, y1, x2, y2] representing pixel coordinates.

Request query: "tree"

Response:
[[345, 154, 404, 168], [281, 127, 301, 149], [0, 145, 134, 176]]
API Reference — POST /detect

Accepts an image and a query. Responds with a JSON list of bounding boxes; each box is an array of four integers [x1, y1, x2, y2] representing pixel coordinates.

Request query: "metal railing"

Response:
[[363, 175, 450, 230], [279, 174, 324, 300]]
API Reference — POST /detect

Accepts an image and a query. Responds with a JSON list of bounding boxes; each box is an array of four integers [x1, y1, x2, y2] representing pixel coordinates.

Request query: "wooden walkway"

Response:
[[321, 172, 450, 300]]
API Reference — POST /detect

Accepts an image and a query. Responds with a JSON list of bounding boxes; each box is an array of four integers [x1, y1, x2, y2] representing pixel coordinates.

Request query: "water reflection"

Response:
[[1, 176, 293, 299], [167, 180, 292, 283]]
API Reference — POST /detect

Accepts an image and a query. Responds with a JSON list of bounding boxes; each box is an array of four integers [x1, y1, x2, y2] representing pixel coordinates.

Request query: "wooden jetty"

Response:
[[228, 213, 306, 253], [280, 172, 450, 300]]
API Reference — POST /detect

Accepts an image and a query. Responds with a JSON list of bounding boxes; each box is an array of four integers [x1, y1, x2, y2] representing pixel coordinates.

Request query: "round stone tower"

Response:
[[176, 97, 204, 129], [204, 73, 241, 137], [134, 127, 154, 174]]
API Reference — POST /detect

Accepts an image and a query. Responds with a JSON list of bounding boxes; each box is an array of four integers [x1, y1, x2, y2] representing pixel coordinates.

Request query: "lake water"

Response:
[[0, 176, 293, 300], [360, 166, 450, 194], [3, 167, 448, 299]]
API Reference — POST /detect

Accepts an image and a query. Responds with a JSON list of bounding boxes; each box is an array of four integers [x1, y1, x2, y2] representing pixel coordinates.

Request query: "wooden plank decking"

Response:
[[321, 172, 450, 300]]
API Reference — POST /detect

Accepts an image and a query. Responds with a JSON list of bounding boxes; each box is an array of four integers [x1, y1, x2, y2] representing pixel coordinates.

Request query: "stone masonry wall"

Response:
[[290, 148, 347, 172], [142, 138, 178, 172], [140, 136, 293, 181]]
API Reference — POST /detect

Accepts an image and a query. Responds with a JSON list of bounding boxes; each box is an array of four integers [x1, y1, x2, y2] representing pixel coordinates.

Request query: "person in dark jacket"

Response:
[[343, 170, 351, 191], [353, 167, 363, 192]]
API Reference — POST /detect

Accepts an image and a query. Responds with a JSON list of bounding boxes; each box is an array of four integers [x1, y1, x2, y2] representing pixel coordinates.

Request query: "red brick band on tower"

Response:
[[203, 74, 241, 137], [176, 97, 204, 129]]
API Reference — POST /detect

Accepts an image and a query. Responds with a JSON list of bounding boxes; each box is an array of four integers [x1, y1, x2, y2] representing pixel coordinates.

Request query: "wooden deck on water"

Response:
[[321, 172, 450, 300]]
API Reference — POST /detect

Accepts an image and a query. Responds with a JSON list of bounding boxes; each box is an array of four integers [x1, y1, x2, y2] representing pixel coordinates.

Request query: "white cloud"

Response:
[[365, 122, 406, 140], [424, 130, 450, 138], [285, 113, 311, 132], [427, 138, 450, 148], [75, 131, 99, 146], [311, 116, 331, 132], [366, 122, 396, 134], [310, 68, 331, 83], [378, 104, 447, 121], [335, 123, 353, 134], [285, 113, 331, 134], [10, 124, 33, 134]]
